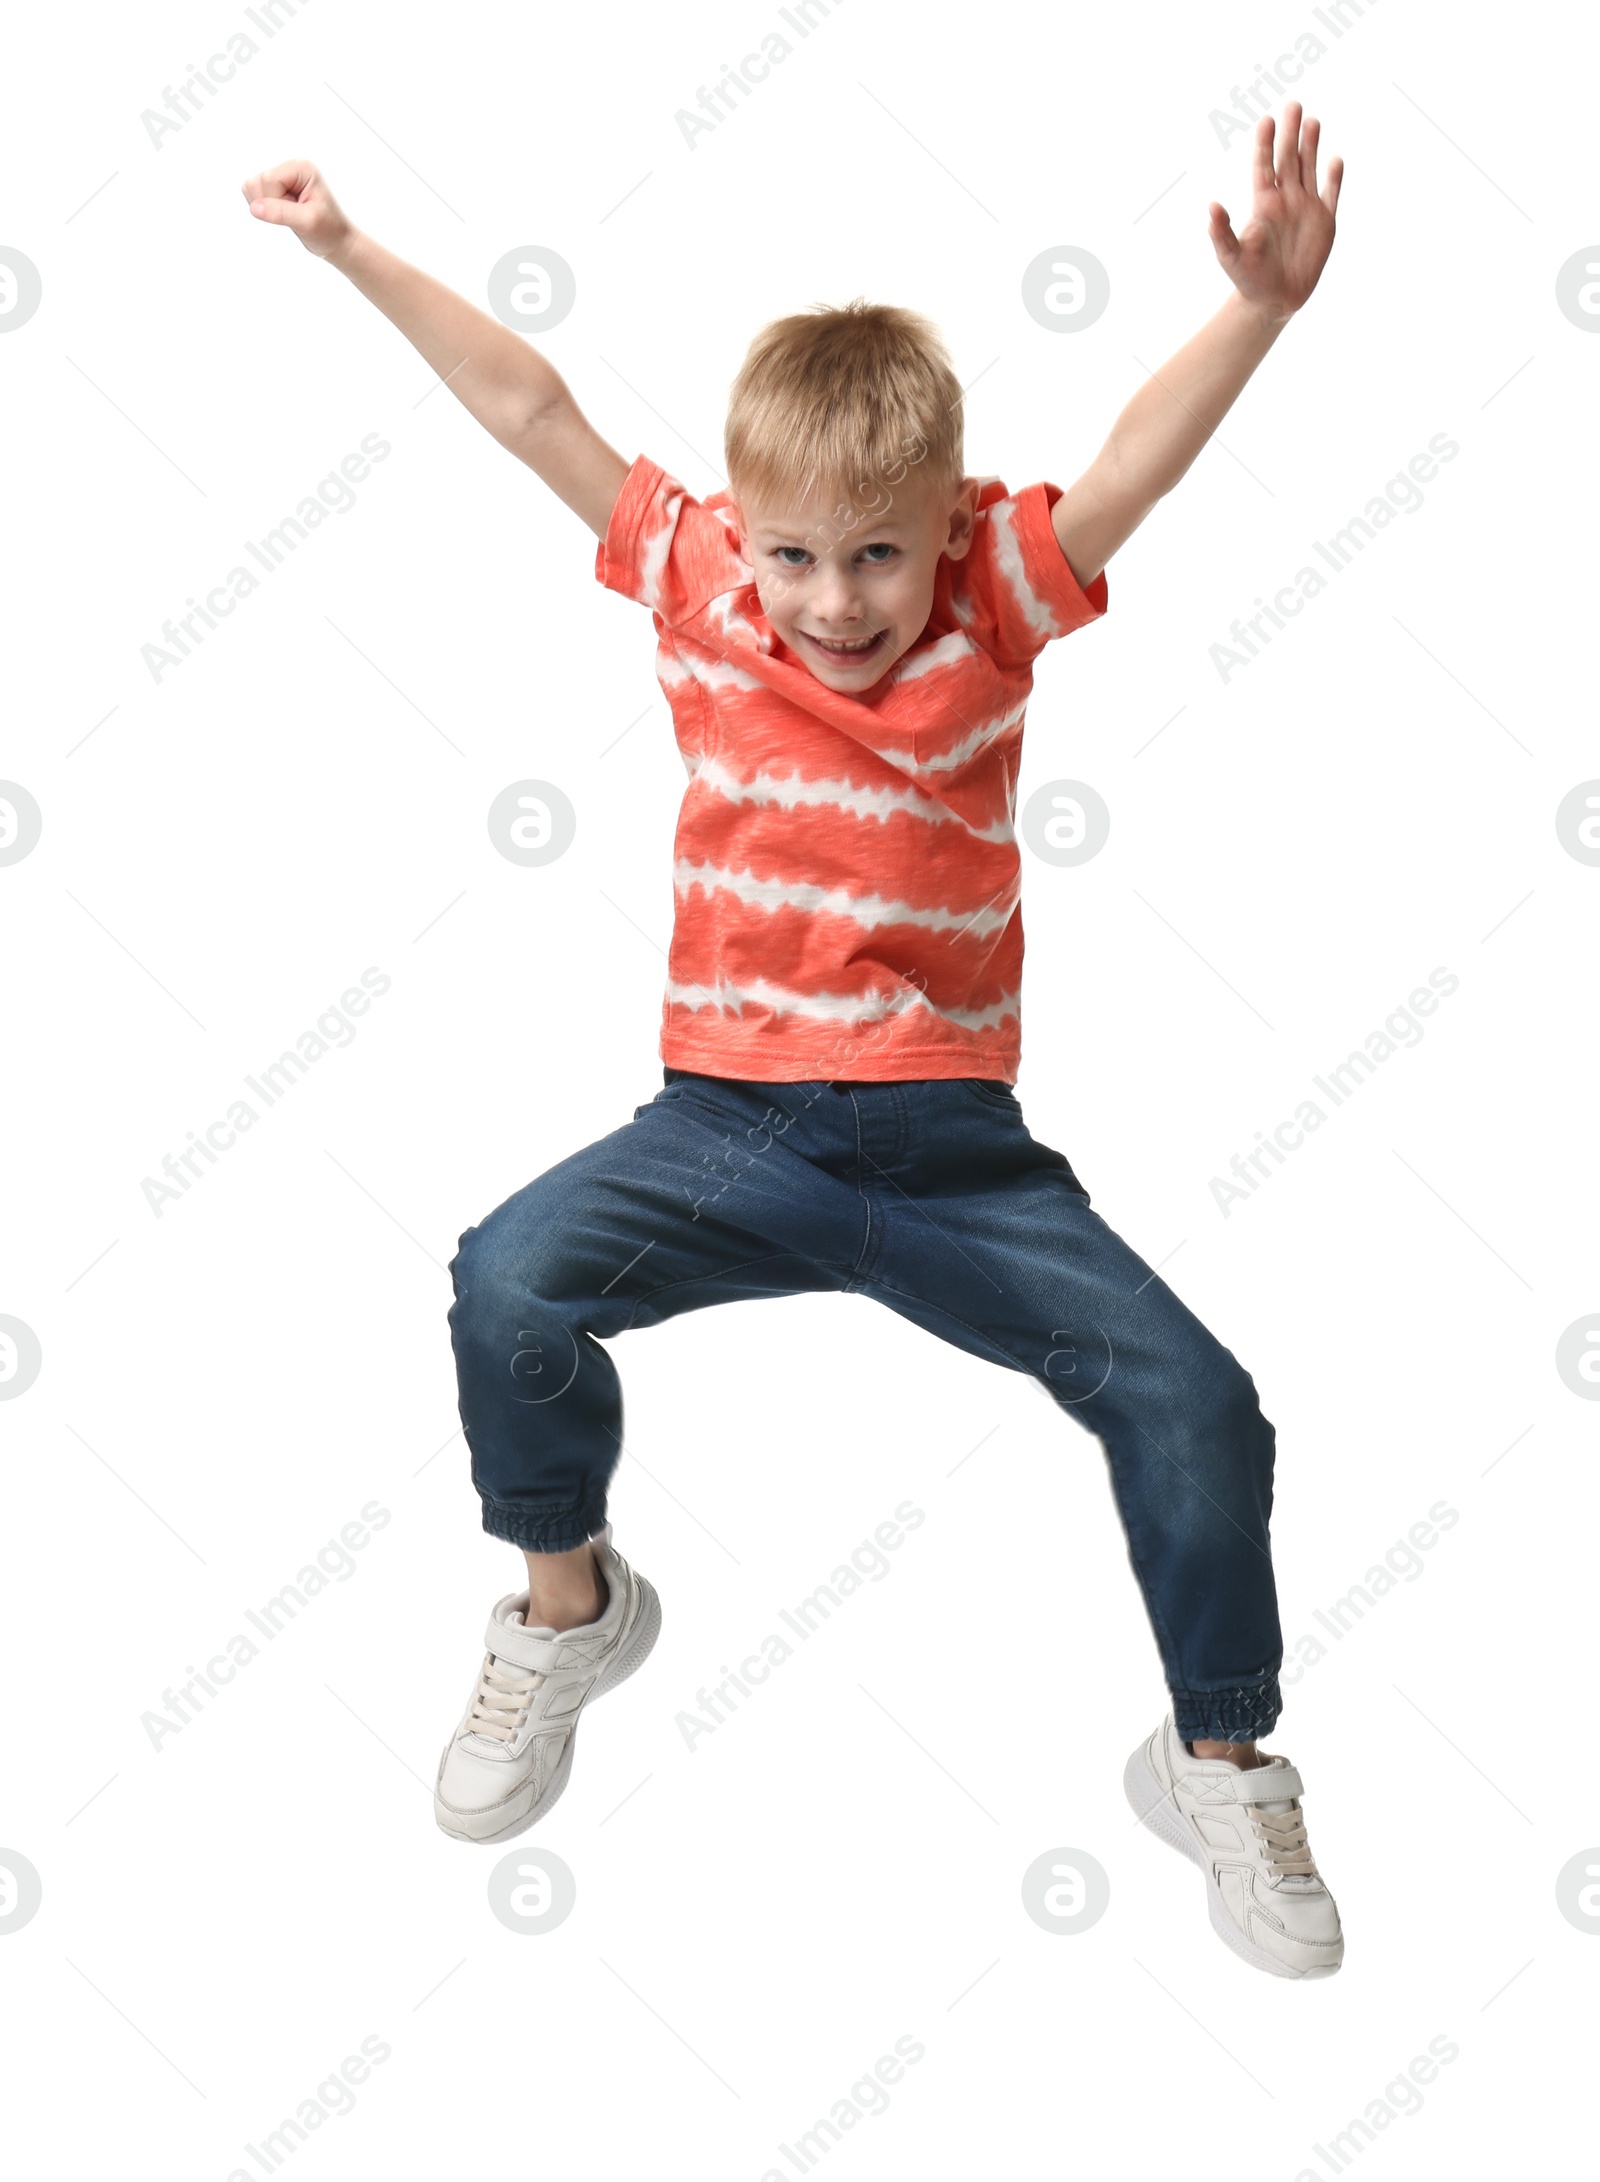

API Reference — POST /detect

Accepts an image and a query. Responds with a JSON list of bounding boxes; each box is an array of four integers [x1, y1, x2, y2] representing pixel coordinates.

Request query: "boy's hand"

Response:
[[1208, 103, 1343, 324], [241, 160, 355, 263]]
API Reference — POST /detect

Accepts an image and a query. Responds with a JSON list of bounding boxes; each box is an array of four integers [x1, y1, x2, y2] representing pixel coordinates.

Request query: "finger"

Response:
[[1208, 201, 1242, 271], [1275, 101, 1304, 190], [1253, 114, 1276, 198], [1300, 115, 1321, 195], [1320, 155, 1344, 219], [259, 159, 317, 203]]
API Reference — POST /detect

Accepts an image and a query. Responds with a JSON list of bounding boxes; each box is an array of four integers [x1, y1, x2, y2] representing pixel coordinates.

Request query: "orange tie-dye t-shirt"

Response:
[[595, 455, 1108, 1084]]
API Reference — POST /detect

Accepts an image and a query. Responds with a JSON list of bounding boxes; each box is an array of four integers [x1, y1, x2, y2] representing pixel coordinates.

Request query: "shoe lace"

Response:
[[1249, 1798, 1319, 1882], [467, 1653, 543, 1743]]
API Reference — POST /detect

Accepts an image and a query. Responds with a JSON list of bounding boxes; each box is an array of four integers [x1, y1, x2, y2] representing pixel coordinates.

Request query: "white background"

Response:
[[3, 0, 1596, 2174]]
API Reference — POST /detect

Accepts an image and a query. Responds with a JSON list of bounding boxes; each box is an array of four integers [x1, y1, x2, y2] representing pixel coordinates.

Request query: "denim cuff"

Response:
[[480, 1492, 609, 1555], [1170, 1676, 1282, 1744]]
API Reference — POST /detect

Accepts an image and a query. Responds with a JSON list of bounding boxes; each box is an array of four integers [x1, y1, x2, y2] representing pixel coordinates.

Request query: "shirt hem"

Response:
[[660, 1039, 1019, 1086]]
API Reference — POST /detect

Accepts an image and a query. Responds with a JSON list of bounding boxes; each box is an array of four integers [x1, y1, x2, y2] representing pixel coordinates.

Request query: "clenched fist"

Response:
[[241, 160, 354, 261]]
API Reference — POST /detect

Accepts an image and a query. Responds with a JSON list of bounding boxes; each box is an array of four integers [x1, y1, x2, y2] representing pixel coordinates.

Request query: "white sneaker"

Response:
[[434, 1525, 660, 1844], [1125, 1713, 1344, 1979]]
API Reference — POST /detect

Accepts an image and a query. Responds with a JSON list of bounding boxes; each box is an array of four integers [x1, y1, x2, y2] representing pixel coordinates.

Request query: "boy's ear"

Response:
[[941, 478, 982, 561]]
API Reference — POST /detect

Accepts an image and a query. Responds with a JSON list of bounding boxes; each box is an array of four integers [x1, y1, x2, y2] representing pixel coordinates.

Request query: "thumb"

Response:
[[247, 193, 312, 233], [1208, 201, 1241, 272]]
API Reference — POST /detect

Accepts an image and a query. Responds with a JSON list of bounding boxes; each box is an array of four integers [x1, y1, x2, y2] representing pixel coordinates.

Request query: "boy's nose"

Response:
[[811, 576, 864, 624]]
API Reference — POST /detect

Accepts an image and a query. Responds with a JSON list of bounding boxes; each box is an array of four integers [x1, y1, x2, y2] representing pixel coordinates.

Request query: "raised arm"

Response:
[[241, 160, 629, 539], [1050, 104, 1343, 588]]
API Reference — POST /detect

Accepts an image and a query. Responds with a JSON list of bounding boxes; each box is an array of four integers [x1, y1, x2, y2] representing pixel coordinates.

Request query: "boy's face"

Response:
[[731, 472, 980, 692]]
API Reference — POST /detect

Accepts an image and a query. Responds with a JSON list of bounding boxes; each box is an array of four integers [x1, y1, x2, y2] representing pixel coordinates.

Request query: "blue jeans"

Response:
[[446, 1070, 1283, 1742]]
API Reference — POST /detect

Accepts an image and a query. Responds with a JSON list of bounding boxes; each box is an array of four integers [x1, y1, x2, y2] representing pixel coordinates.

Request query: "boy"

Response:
[[246, 103, 1345, 1978]]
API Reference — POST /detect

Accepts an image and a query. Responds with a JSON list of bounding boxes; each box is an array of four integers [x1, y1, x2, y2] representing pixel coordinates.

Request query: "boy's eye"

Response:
[[859, 543, 896, 564], [773, 547, 810, 567]]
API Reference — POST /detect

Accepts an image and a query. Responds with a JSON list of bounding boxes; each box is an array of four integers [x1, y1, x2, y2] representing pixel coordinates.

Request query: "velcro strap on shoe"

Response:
[[484, 1619, 572, 1674], [1219, 1762, 1304, 1804]]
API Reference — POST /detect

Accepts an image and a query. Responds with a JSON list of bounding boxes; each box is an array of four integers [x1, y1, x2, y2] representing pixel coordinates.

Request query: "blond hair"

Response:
[[724, 298, 964, 507]]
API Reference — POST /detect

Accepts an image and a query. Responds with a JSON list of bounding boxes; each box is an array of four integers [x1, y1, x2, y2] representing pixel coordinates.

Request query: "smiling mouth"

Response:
[[800, 628, 888, 661]]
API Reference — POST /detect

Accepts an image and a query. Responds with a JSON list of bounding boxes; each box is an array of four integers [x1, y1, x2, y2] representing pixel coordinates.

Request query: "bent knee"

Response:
[[1191, 1342, 1273, 1447], [447, 1216, 585, 1339]]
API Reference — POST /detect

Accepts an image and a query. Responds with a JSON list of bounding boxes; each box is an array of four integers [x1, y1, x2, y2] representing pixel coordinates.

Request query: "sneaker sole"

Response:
[[1122, 1737, 1342, 1981], [434, 1577, 662, 1846]]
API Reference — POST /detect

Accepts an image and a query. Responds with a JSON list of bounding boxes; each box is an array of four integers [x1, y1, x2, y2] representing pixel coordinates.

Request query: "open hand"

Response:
[[241, 160, 354, 260], [1209, 104, 1342, 322]]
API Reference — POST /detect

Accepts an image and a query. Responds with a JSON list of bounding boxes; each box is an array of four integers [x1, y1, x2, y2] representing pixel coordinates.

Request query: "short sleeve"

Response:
[[957, 480, 1108, 669], [595, 455, 748, 627]]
